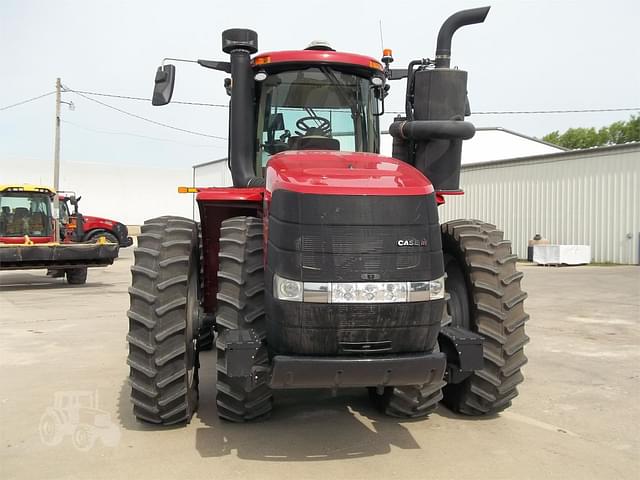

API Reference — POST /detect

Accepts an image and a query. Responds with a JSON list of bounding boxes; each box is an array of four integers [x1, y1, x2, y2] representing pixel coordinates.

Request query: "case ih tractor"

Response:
[[0, 185, 118, 284], [126, 6, 529, 424], [58, 192, 133, 247]]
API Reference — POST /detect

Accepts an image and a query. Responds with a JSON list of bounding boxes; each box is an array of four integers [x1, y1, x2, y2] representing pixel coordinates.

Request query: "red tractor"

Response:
[[58, 192, 133, 247], [126, 6, 529, 424]]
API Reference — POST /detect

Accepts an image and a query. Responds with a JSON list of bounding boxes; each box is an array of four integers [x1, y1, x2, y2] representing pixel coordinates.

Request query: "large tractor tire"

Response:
[[126, 216, 200, 425], [65, 267, 87, 285], [441, 219, 529, 415], [368, 357, 446, 418], [215, 216, 272, 422]]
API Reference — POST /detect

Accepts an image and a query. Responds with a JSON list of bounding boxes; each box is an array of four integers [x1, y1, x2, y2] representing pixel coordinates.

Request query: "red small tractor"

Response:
[[126, 6, 529, 424], [58, 191, 133, 247]]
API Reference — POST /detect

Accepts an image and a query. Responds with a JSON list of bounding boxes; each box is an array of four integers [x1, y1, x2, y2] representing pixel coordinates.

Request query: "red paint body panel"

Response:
[[254, 50, 382, 71], [435, 190, 465, 206], [196, 187, 264, 202], [265, 151, 434, 196], [0, 236, 53, 244], [81, 215, 117, 233]]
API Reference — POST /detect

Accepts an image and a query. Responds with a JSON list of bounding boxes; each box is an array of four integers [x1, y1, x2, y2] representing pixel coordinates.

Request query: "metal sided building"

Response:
[[191, 158, 233, 219], [439, 142, 640, 264]]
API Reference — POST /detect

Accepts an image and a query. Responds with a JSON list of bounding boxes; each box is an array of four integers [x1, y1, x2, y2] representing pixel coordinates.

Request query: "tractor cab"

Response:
[[0, 185, 55, 243], [253, 48, 384, 169]]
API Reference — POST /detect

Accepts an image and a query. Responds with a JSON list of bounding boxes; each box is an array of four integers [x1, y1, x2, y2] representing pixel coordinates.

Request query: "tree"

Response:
[[542, 114, 640, 149]]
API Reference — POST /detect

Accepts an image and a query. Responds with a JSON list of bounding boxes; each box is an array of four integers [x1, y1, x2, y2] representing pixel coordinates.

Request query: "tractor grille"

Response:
[[267, 191, 443, 282]]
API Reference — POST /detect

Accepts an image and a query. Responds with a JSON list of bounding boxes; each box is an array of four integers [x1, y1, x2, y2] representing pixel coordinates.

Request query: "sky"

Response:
[[1, 0, 639, 176]]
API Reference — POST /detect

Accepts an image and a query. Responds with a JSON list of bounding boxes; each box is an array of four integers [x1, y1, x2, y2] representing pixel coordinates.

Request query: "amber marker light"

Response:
[[254, 56, 271, 65]]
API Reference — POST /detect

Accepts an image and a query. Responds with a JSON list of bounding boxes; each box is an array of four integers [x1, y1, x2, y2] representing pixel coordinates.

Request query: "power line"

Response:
[[67, 87, 227, 140], [473, 107, 640, 115], [72, 89, 637, 115], [387, 107, 640, 115], [61, 119, 225, 147], [67, 88, 228, 108], [0, 91, 56, 111]]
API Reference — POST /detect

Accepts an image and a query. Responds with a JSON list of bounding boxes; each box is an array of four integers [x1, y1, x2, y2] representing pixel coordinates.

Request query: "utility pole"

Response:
[[53, 78, 61, 193], [53, 77, 61, 242]]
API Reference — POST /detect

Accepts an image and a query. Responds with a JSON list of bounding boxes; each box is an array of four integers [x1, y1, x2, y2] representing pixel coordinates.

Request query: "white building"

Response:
[[1, 159, 193, 225], [380, 127, 566, 164]]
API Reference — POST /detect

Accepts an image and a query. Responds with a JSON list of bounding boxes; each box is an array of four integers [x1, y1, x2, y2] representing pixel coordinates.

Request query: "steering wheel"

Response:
[[295, 116, 331, 136]]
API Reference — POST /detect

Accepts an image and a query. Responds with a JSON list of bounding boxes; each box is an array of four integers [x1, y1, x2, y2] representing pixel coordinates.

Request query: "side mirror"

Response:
[[152, 64, 176, 106]]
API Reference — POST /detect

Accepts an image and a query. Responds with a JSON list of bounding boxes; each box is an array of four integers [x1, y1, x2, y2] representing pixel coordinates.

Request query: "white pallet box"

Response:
[[533, 244, 591, 265]]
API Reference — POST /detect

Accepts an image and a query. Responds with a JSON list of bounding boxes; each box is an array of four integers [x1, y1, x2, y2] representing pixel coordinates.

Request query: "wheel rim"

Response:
[[185, 261, 199, 392], [444, 256, 471, 330], [39, 414, 59, 444], [73, 426, 93, 451]]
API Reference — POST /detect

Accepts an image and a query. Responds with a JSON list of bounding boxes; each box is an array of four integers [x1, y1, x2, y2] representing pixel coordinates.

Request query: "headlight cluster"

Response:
[[273, 273, 445, 303]]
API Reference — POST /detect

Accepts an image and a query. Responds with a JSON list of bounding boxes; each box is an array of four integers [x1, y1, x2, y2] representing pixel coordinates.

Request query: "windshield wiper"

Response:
[[319, 67, 358, 114]]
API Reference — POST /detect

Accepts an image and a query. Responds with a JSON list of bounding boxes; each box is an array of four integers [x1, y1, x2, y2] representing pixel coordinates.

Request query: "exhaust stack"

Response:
[[435, 6, 490, 69], [390, 6, 490, 192], [222, 29, 264, 187]]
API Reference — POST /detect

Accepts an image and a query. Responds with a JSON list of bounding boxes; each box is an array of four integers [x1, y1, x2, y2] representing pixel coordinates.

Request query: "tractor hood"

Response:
[[82, 215, 117, 227], [265, 151, 433, 196]]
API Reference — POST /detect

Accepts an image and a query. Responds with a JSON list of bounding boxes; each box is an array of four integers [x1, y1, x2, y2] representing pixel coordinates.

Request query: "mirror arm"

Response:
[[160, 57, 231, 73], [162, 57, 197, 66], [198, 59, 232, 73], [387, 68, 409, 80]]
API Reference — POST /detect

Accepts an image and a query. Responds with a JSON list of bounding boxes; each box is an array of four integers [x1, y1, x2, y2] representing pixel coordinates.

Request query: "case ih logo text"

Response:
[[397, 238, 428, 247]]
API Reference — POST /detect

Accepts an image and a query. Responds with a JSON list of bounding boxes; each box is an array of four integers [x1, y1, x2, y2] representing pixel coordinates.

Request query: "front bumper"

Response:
[[269, 351, 446, 389]]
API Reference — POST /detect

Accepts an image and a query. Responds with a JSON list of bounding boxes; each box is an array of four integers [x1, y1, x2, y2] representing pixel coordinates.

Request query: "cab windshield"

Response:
[[256, 66, 379, 167], [0, 193, 52, 237]]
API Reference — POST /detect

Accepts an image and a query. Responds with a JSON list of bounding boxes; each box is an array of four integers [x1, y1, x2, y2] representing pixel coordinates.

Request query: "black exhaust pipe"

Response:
[[390, 120, 475, 141], [222, 29, 264, 187], [390, 7, 490, 192], [435, 6, 490, 69]]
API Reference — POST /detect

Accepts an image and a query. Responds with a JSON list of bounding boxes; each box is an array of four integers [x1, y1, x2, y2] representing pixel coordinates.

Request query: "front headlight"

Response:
[[274, 274, 303, 302], [428, 277, 445, 300], [273, 274, 445, 304], [331, 282, 408, 303]]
